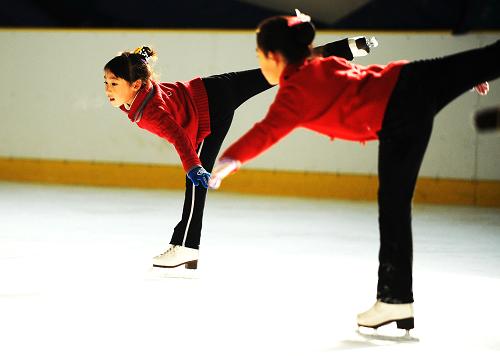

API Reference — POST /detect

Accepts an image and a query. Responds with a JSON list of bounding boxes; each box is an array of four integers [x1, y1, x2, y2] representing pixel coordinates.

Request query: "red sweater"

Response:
[[120, 78, 210, 172], [222, 56, 408, 164]]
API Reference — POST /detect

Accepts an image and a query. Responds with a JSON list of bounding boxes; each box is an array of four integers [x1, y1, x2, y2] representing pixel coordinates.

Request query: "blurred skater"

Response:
[[210, 11, 499, 330]]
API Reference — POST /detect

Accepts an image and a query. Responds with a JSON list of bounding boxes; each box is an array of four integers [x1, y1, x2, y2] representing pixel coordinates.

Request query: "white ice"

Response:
[[1, 182, 499, 356]]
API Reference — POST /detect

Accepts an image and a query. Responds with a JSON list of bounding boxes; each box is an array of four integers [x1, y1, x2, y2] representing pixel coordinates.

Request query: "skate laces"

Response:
[[156, 245, 179, 258]]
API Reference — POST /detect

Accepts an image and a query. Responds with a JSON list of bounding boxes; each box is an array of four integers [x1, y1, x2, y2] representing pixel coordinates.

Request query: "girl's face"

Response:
[[256, 48, 286, 85], [104, 70, 141, 108]]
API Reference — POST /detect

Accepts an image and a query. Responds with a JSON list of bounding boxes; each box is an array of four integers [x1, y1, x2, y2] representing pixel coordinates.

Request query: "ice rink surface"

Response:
[[1, 182, 499, 356]]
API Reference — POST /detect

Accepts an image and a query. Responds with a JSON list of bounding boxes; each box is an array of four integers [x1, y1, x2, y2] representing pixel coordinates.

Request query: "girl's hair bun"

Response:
[[288, 9, 315, 46], [133, 46, 157, 62], [291, 21, 315, 46]]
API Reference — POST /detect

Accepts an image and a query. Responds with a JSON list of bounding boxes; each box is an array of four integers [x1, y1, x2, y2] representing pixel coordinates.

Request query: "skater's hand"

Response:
[[473, 82, 489, 96], [208, 158, 241, 190], [349, 36, 379, 57], [187, 166, 211, 189]]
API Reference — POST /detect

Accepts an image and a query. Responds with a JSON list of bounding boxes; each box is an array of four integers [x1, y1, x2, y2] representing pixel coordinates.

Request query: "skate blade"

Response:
[[356, 328, 419, 343], [145, 266, 200, 280]]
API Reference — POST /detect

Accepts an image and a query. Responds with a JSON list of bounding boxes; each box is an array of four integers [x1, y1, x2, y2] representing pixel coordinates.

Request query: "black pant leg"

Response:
[[375, 40, 500, 302], [169, 113, 233, 249], [202, 68, 273, 122], [375, 64, 436, 303], [313, 38, 354, 60], [406, 39, 500, 116], [377, 131, 432, 304], [170, 69, 272, 249], [170, 142, 208, 249]]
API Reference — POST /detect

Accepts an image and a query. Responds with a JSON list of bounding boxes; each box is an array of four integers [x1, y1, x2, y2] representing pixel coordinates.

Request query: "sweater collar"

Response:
[[279, 59, 308, 85], [123, 92, 139, 111], [121, 80, 154, 121]]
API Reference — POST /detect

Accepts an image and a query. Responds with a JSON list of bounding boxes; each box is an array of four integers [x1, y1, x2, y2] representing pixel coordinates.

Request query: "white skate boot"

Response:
[[357, 300, 414, 331], [152, 245, 199, 269], [349, 36, 379, 57]]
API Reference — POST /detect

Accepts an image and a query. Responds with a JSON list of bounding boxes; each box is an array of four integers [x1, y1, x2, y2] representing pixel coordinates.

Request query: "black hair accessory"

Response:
[[133, 47, 152, 62]]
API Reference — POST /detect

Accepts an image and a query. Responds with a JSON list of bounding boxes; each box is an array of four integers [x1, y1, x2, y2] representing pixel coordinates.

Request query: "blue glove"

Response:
[[187, 166, 211, 188]]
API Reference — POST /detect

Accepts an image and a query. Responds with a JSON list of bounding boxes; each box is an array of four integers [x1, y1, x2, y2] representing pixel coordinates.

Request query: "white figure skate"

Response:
[[358, 300, 414, 332], [152, 245, 199, 269]]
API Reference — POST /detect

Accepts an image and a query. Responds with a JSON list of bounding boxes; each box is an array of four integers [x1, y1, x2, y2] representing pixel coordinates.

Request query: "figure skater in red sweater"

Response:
[[103, 33, 377, 270], [209, 11, 498, 331]]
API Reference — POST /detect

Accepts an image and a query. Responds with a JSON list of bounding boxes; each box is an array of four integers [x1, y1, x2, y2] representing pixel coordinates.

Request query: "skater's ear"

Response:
[[257, 47, 287, 85], [131, 79, 143, 92], [266, 50, 287, 66]]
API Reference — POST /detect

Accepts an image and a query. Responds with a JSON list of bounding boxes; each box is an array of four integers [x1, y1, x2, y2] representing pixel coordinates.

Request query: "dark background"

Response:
[[1, 0, 499, 34]]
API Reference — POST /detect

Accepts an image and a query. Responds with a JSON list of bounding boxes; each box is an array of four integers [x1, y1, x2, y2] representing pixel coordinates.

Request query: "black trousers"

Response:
[[376, 39, 500, 303], [168, 39, 356, 249]]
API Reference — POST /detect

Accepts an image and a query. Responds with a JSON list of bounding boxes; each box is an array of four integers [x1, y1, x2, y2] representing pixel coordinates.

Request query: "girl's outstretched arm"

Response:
[[208, 88, 303, 189]]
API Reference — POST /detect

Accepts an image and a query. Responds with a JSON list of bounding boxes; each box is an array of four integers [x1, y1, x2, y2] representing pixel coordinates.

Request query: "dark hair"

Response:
[[257, 16, 315, 64], [104, 46, 157, 85]]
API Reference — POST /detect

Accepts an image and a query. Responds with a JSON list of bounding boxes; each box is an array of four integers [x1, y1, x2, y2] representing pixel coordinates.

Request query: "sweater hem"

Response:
[[187, 78, 211, 143]]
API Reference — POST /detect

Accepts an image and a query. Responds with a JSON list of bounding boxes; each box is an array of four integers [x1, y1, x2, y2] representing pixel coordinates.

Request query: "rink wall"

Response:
[[0, 29, 499, 206]]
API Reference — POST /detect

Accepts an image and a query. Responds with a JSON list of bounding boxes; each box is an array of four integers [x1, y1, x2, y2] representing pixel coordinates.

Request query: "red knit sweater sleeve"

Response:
[[148, 106, 201, 172], [221, 85, 302, 164]]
